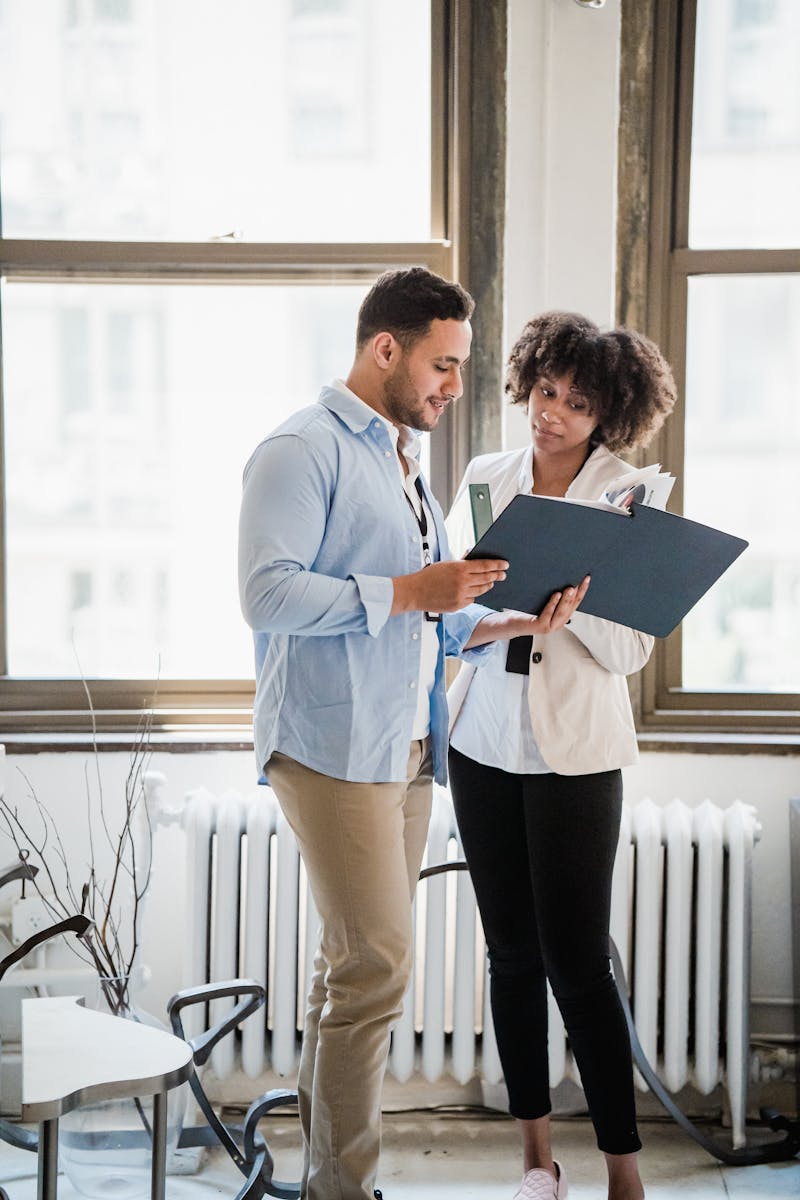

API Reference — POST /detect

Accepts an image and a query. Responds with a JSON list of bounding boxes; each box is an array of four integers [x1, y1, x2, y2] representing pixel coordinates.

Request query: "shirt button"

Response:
[[409, 681, 416, 689], [384, 450, 392, 458], [531, 651, 543, 664], [412, 632, 419, 640]]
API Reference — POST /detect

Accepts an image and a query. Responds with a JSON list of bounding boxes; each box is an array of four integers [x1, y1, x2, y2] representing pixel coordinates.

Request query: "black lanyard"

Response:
[[403, 476, 433, 567], [403, 476, 440, 621]]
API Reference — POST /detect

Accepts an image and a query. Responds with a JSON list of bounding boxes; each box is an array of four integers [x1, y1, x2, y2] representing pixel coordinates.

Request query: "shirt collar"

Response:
[[320, 379, 422, 462], [516, 444, 534, 493], [521, 442, 611, 495], [371, 409, 422, 465]]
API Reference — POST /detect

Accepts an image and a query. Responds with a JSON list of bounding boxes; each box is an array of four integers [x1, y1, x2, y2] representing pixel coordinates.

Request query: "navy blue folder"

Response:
[[466, 495, 748, 638]]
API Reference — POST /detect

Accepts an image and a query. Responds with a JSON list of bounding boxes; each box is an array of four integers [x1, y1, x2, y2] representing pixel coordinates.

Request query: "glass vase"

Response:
[[58, 972, 188, 1200]]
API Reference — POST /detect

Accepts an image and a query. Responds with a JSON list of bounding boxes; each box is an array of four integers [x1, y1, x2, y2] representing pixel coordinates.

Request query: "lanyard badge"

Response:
[[404, 477, 441, 623]]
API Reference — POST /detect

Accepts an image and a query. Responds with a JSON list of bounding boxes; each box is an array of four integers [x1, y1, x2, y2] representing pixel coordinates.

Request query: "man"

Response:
[[238, 267, 507, 1200]]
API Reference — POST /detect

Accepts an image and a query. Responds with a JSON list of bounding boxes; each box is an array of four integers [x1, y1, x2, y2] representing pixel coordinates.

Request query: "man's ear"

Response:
[[372, 331, 397, 371]]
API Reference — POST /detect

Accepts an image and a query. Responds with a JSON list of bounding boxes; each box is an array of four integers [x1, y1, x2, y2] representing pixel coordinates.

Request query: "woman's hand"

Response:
[[464, 574, 591, 648], [527, 573, 591, 634]]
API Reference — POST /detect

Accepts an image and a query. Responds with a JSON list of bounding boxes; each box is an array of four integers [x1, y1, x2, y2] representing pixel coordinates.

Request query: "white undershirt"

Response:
[[448, 453, 550, 774]]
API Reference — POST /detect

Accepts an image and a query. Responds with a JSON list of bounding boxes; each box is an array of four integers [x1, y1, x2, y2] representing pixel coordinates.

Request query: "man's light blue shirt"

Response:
[[238, 383, 487, 785]]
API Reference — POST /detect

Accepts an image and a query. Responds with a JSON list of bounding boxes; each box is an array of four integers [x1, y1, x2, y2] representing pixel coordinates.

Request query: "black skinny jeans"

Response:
[[448, 747, 641, 1155]]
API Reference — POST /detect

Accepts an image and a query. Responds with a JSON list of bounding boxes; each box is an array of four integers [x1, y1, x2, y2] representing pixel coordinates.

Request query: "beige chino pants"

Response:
[[268, 740, 433, 1200]]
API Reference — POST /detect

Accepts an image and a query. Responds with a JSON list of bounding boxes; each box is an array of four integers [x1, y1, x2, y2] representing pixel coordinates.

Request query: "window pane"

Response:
[[0, 0, 431, 242], [689, 0, 800, 248], [682, 275, 800, 691], [1, 280, 368, 679]]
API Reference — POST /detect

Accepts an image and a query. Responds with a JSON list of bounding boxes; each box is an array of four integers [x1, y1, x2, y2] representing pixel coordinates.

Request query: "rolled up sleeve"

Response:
[[442, 604, 495, 661], [350, 573, 394, 637]]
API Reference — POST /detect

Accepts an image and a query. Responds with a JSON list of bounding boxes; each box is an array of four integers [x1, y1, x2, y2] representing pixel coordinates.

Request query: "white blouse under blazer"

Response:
[[447, 443, 656, 776]]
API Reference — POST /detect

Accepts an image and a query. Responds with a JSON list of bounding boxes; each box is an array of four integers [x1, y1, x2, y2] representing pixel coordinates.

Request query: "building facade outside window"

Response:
[[622, 0, 800, 734], [0, 0, 496, 735]]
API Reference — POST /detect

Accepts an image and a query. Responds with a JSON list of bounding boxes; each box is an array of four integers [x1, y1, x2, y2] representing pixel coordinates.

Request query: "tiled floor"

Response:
[[1, 1112, 798, 1198]]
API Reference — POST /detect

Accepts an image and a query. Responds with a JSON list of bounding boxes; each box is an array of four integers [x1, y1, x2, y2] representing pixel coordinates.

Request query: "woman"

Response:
[[448, 312, 676, 1200]]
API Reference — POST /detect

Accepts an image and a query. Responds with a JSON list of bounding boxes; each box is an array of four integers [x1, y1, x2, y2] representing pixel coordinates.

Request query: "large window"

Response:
[[0, 0, 486, 735], [3, 281, 367, 682], [626, 0, 800, 733]]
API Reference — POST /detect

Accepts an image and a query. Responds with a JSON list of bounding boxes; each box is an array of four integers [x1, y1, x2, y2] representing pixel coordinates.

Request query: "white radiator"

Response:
[[179, 786, 760, 1147]]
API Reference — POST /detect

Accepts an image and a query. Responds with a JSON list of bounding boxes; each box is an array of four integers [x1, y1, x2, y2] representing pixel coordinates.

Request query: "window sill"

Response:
[[637, 730, 800, 756], [0, 727, 255, 754], [2, 728, 800, 757]]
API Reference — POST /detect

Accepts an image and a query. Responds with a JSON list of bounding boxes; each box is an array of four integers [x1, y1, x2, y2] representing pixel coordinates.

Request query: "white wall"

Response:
[[504, 0, 622, 448], [0, 749, 260, 1022]]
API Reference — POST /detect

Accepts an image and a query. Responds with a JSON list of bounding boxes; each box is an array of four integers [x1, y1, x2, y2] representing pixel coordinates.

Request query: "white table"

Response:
[[21, 996, 193, 1200]]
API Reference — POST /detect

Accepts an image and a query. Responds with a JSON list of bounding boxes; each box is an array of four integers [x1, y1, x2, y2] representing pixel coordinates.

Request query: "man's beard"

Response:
[[382, 362, 439, 432]]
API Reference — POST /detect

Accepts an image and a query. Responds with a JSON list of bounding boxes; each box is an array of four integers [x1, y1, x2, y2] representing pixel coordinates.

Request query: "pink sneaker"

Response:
[[512, 1160, 568, 1200]]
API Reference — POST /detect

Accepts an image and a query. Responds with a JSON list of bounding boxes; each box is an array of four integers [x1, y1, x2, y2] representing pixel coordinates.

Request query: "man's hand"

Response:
[[391, 559, 508, 615]]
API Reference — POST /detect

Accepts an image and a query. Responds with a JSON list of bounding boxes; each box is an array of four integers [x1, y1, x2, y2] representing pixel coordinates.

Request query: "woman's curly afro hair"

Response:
[[505, 311, 676, 452]]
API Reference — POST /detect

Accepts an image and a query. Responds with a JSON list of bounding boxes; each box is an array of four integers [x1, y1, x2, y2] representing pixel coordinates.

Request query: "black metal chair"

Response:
[[0, 910, 93, 1188], [0, 905, 292, 1198], [0, 857, 94, 1153], [162, 862, 475, 1198], [167, 981, 300, 1200], [0, 853, 297, 1198]]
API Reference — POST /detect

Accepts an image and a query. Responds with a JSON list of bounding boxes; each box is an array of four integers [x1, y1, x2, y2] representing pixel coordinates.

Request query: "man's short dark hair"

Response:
[[355, 267, 474, 350]]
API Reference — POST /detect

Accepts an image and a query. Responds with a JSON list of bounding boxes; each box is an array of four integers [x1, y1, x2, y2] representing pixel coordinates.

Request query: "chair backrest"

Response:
[[0, 915, 92, 986], [0, 912, 93, 1160]]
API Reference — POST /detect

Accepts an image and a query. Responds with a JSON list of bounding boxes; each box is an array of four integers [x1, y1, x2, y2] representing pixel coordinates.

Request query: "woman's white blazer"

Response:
[[447, 443, 655, 776]]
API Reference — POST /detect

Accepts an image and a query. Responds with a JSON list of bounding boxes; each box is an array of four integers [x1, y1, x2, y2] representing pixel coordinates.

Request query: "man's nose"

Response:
[[447, 369, 464, 400]]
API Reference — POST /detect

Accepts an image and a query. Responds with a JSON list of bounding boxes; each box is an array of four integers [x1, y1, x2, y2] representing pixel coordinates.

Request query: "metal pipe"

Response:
[[37, 1119, 58, 1200], [150, 1093, 167, 1200]]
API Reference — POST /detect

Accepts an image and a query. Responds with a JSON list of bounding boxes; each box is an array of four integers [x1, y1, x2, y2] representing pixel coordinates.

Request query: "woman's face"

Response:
[[528, 370, 599, 458]]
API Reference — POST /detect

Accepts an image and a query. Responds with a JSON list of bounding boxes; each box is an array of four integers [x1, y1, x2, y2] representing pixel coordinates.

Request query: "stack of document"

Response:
[[538, 464, 677, 518], [598, 463, 675, 511]]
